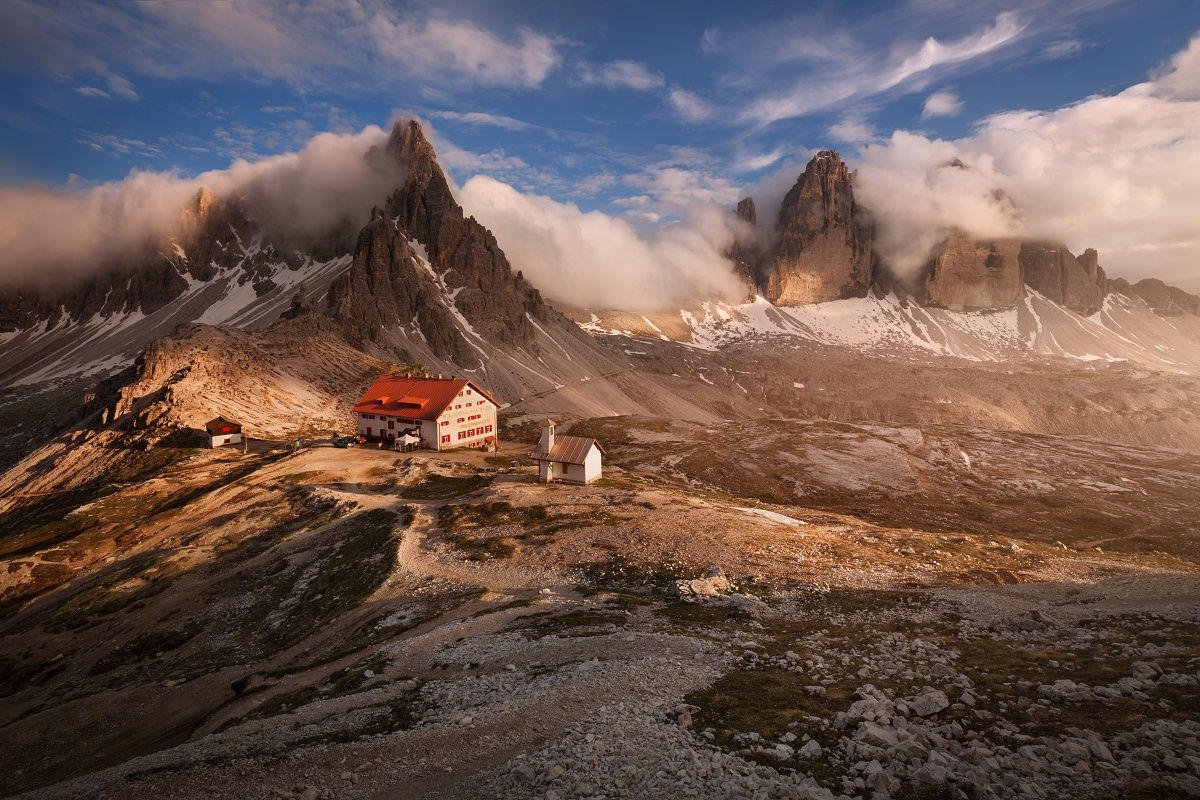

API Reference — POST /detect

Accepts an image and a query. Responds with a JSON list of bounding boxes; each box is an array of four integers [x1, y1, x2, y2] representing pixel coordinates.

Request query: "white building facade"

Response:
[[353, 376, 499, 451], [531, 420, 603, 483]]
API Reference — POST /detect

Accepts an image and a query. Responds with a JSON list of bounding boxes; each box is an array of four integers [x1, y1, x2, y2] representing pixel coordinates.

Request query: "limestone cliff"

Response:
[[1019, 241, 1105, 316], [726, 197, 762, 294], [920, 236, 1023, 311], [760, 151, 876, 305], [380, 120, 550, 350]]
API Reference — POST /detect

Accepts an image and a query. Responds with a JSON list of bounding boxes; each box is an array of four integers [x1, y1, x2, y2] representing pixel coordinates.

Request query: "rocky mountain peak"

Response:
[[361, 118, 551, 352], [735, 196, 756, 226], [759, 149, 875, 305]]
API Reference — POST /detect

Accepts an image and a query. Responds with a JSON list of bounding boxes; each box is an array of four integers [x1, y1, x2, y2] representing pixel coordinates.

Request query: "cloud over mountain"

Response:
[[855, 33, 1200, 288], [457, 175, 744, 310], [0, 125, 398, 285]]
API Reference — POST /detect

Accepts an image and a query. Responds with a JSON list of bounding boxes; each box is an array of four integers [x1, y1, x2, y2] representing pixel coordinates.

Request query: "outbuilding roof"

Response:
[[352, 375, 500, 421], [531, 434, 603, 466], [205, 416, 242, 435]]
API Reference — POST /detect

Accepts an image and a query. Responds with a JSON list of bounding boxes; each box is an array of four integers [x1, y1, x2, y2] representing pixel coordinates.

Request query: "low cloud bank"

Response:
[[458, 175, 745, 311], [855, 34, 1200, 289], [0, 125, 396, 285]]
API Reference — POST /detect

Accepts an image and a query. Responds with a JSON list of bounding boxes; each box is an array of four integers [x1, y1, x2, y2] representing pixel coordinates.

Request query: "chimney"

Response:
[[540, 419, 556, 453]]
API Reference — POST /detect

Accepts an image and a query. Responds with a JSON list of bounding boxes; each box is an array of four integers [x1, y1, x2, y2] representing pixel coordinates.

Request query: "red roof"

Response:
[[352, 375, 500, 421]]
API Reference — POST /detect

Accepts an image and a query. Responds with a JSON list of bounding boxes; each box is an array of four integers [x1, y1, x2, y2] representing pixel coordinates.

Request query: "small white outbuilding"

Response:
[[530, 419, 603, 484], [205, 416, 243, 448]]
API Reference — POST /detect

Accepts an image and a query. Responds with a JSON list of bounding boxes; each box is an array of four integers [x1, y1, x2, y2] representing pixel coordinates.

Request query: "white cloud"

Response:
[[0, 124, 401, 285], [104, 73, 138, 100], [921, 89, 964, 119], [427, 110, 536, 131], [0, 0, 563, 93], [1042, 38, 1084, 60], [620, 166, 742, 220], [457, 175, 745, 310], [732, 146, 788, 173], [74, 86, 110, 99], [827, 116, 877, 143], [739, 12, 1025, 125], [666, 87, 714, 122], [581, 59, 665, 91], [368, 16, 561, 89], [855, 34, 1200, 290]]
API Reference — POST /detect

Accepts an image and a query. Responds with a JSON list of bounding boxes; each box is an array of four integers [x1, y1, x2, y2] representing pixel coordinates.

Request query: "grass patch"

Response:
[[440, 501, 551, 531], [259, 507, 409, 650], [50, 555, 183, 630], [444, 531, 516, 561], [656, 601, 752, 626], [601, 592, 653, 611], [576, 556, 698, 593], [240, 686, 323, 723], [511, 608, 627, 638], [89, 621, 205, 675], [277, 470, 323, 485], [0, 655, 67, 698], [687, 666, 869, 780], [152, 452, 286, 515], [400, 473, 492, 500], [0, 487, 114, 559], [471, 597, 538, 617], [437, 501, 628, 560], [484, 455, 513, 468]]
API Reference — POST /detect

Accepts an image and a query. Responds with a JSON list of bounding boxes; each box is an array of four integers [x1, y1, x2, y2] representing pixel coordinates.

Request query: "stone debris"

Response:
[[673, 566, 731, 598]]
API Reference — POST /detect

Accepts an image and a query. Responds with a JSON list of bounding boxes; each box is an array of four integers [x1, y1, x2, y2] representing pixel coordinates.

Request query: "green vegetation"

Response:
[[470, 597, 537, 617], [0, 655, 67, 698], [276, 470, 323, 485], [50, 555, 184, 630], [437, 501, 627, 561], [242, 685, 322, 721], [259, 507, 408, 650], [484, 455, 512, 468], [152, 452, 287, 514], [400, 473, 492, 500], [0, 487, 116, 559], [315, 583, 484, 664], [576, 555, 698, 593], [655, 601, 752, 626], [688, 667, 861, 757], [89, 621, 206, 675], [510, 608, 627, 637]]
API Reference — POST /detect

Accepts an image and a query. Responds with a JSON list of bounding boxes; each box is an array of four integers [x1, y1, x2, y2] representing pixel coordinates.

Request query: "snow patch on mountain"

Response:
[[576, 289, 1200, 372]]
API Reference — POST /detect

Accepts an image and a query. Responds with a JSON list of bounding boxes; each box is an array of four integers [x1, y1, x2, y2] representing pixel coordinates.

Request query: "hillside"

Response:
[[1, 441, 1198, 799], [1, 112, 1199, 800]]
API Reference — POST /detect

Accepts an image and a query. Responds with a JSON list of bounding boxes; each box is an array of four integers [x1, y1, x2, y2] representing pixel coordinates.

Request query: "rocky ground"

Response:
[[1, 422, 1198, 800]]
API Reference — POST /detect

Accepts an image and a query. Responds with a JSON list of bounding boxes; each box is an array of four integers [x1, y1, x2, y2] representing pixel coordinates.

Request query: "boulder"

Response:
[[856, 721, 899, 749], [673, 566, 731, 598], [908, 688, 950, 717]]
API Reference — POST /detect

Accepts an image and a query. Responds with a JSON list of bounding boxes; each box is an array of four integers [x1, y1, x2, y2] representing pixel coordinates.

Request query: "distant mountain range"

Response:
[[1, 120, 1198, 398], [727, 148, 1198, 319]]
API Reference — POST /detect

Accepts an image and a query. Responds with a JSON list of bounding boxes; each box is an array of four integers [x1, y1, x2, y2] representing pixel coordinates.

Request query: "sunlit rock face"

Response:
[[1019, 240, 1106, 317], [761, 150, 876, 306], [919, 235, 1024, 312]]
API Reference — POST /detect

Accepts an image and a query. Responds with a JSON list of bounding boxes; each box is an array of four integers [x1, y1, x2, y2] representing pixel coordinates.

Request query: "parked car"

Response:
[[331, 435, 355, 448]]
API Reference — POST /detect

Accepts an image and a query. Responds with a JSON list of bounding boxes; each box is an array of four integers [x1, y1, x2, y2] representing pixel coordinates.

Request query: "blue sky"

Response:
[[1, 0, 1199, 296]]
